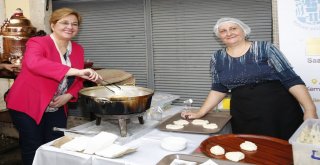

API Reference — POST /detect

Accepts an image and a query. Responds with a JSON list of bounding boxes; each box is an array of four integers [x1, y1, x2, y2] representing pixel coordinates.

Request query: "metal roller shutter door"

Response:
[[53, 0, 272, 109], [151, 0, 272, 106]]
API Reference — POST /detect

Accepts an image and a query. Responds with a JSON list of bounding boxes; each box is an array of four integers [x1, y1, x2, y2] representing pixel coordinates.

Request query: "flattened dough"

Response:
[[203, 123, 218, 129], [191, 119, 209, 125], [173, 119, 189, 126], [166, 124, 184, 130], [209, 145, 225, 155], [240, 141, 257, 151], [225, 151, 245, 162]]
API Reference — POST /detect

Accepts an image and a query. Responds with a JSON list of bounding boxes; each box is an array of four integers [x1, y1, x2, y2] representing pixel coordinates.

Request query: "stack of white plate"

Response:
[[161, 136, 187, 151]]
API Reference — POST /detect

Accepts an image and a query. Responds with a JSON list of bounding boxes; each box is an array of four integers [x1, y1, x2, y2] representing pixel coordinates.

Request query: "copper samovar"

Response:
[[0, 8, 36, 65]]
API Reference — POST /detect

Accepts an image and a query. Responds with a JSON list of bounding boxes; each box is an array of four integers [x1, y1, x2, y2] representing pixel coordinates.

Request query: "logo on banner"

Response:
[[295, 1, 320, 59], [295, 0, 320, 29]]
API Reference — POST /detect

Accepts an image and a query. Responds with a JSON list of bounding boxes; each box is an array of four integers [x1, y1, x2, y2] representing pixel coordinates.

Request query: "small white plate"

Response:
[[160, 137, 187, 151]]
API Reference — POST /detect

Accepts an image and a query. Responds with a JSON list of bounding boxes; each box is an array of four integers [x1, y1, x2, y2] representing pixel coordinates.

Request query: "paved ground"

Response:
[[0, 136, 22, 165], [0, 147, 22, 165]]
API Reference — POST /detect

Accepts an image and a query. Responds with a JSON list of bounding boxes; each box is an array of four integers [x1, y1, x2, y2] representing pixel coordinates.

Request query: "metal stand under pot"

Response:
[[95, 113, 145, 137]]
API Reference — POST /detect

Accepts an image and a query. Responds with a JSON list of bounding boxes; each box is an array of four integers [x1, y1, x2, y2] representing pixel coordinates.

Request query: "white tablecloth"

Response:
[[33, 106, 231, 165], [33, 129, 210, 165]]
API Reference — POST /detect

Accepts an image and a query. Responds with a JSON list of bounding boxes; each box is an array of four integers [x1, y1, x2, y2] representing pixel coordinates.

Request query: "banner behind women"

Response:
[[277, 0, 320, 115]]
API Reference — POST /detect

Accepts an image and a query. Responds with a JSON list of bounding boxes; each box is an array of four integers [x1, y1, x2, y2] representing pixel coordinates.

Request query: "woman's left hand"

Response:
[[49, 93, 73, 108]]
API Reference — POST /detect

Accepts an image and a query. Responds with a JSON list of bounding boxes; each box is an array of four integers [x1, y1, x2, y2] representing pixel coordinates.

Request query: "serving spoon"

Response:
[[53, 127, 98, 135], [100, 79, 122, 90]]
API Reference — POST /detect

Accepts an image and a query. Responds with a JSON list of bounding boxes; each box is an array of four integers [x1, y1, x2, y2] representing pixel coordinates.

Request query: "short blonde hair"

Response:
[[50, 7, 82, 25]]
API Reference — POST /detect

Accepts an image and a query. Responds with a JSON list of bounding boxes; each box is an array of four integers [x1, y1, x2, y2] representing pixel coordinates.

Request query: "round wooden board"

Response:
[[200, 134, 293, 165]]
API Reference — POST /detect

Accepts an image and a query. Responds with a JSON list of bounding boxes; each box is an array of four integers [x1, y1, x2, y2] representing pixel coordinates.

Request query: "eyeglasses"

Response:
[[57, 21, 79, 27]]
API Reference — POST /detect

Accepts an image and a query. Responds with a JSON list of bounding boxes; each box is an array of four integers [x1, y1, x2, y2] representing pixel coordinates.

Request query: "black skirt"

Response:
[[230, 81, 303, 140]]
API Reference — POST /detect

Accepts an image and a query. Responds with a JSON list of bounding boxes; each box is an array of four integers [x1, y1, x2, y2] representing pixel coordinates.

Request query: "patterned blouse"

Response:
[[210, 41, 304, 93]]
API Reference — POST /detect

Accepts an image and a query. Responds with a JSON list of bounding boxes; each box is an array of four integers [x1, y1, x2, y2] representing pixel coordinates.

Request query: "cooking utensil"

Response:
[[100, 79, 122, 90], [199, 134, 293, 165], [79, 85, 154, 137], [79, 85, 154, 115], [102, 85, 115, 93], [53, 127, 98, 135], [156, 154, 251, 165]]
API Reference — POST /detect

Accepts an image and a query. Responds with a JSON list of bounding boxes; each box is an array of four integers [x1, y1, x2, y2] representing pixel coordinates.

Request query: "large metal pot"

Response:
[[79, 85, 154, 115]]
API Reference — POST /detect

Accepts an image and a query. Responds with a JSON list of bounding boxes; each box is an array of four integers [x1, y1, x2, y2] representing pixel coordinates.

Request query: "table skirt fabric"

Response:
[[32, 106, 231, 165]]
